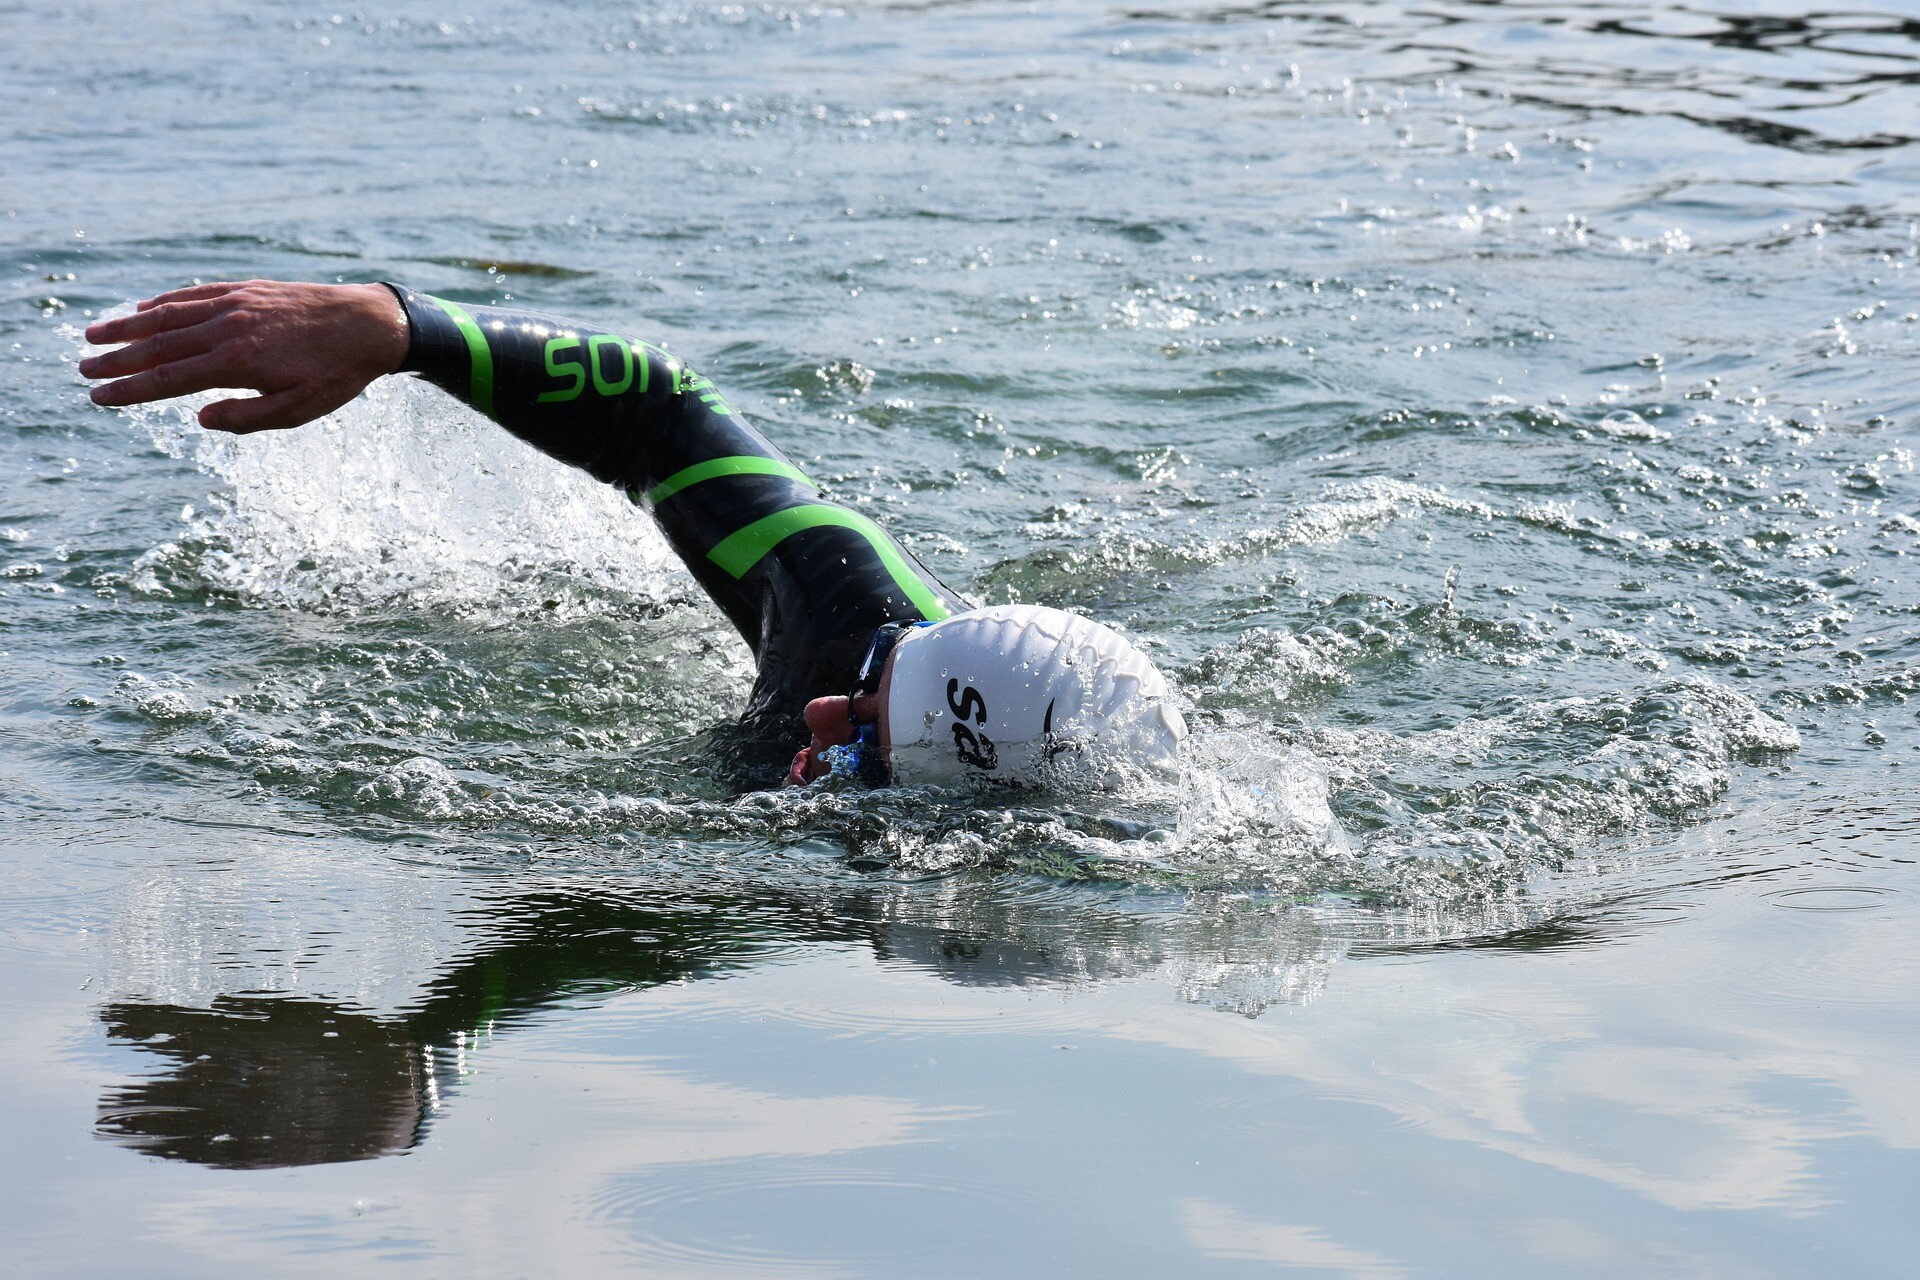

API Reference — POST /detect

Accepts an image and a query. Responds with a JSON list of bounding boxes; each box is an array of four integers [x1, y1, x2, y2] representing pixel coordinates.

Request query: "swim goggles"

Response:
[[823, 619, 932, 783]]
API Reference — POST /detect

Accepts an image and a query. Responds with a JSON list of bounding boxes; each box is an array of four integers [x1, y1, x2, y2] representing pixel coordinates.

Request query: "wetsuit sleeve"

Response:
[[383, 285, 969, 718]]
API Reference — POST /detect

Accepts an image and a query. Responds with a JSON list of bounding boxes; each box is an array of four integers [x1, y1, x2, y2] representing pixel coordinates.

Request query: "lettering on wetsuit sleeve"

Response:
[[534, 334, 739, 408], [538, 337, 585, 403], [678, 369, 735, 417], [543, 334, 645, 403], [588, 335, 634, 396]]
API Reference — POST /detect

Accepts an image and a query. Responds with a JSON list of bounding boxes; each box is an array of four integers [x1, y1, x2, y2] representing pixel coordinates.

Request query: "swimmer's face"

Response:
[[787, 648, 899, 786]]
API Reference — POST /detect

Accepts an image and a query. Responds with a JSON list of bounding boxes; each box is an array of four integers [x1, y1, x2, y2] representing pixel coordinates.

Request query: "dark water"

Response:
[[3, 0, 1918, 1273]]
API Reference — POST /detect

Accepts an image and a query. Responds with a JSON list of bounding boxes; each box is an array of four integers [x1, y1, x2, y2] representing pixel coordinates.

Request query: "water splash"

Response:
[[92, 348, 677, 617]]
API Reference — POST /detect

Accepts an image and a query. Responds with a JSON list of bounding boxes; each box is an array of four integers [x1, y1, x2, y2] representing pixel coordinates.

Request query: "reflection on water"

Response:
[[81, 797, 1894, 1274], [98, 997, 434, 1169], [83, 857, 1486, 1167], [92, 877, 830, 1167], [95, 798, 1918, 1175]]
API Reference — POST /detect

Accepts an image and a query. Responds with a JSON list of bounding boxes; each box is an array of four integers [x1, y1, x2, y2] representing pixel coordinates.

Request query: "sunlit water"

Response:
[[3, 1, 1918, 1274]]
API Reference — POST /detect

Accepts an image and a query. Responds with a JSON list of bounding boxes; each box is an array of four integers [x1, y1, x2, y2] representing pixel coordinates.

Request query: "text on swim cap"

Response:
[[946, 678, 998, 771]]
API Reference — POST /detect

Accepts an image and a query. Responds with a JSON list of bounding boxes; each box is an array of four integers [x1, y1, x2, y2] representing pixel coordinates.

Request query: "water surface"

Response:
[[3, 0, 1918, 1274]]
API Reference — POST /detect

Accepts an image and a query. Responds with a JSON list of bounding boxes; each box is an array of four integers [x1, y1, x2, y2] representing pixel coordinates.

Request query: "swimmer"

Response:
[[79, 281, 1185, 790]]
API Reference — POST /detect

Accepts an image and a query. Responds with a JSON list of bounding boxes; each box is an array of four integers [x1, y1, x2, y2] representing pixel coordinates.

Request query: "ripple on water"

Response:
[[590, 1163, 1067, 1275], [1763, 885, 1904, 913], [1739, 890, 1920, 1013]]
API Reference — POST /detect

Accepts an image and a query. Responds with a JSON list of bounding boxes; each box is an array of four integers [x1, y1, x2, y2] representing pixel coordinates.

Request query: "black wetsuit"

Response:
[[387, 286, 971, 745]]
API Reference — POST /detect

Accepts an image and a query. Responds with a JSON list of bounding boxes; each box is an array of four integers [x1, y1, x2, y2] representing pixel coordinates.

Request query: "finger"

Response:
[[78, 320, 221, 379], [134, 281, 245, 313], [85, 296, 227, 348], [88, 352, 247, 408], [199, 390, 314, 435]]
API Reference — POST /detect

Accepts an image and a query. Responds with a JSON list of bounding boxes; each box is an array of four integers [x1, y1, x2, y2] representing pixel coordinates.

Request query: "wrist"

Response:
[[352, 282, 411, 375]]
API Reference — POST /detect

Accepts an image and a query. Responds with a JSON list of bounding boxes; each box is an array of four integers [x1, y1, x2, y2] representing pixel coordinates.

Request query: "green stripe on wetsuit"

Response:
[[426, 296, 496, 416], [646, 455, 947, 622], [710, 505, 952, 622], [643, 455, 816, 505]]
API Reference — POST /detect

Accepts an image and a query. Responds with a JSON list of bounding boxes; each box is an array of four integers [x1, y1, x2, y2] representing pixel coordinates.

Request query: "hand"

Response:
[[80, 280, 410, 434]]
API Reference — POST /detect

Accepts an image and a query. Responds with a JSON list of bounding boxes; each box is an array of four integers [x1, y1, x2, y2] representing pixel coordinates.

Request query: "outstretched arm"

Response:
[[81, 280, 966, 723], [80, 281, 409, 433]]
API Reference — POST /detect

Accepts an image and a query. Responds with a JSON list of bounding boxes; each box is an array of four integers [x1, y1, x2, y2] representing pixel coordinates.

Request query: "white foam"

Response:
[[1176, 734, 1354, 864], [1249, 477, 1494, 551]]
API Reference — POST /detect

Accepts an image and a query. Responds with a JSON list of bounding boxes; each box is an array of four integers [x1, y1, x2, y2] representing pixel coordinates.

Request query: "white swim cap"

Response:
[[883, 604, 1186, 788]]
